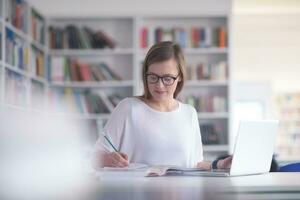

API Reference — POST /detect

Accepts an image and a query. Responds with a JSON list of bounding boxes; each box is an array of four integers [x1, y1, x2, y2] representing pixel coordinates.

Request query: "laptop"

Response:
[[195, 120, 279, 177]]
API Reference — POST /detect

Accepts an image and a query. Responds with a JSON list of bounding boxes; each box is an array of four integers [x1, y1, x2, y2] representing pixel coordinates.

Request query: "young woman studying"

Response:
[[92, 41, 231, 170]]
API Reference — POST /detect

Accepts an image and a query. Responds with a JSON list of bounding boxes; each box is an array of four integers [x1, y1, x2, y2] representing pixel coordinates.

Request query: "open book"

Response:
[[101, 164, 223, 177], [145, 166, 208, 177]]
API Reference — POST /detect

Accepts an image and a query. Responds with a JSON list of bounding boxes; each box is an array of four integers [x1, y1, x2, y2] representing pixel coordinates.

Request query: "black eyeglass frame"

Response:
[[145, 73, 180, 86]]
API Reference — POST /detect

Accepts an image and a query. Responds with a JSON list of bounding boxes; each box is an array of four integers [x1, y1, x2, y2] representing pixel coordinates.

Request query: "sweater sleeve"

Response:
[[93, 98, 131, 152]]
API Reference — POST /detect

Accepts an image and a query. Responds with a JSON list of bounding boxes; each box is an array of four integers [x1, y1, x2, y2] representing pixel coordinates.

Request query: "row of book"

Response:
[[185, 95, 227, 113], [50, 57, 122, 82], [6, 28, 46, 77], [200, 123, 226, 145], [186, 61, 227, 81], [31, 9, 45, 44], [5, 69, 28, 106], [49, 25, 117, 49], [48, 89, 124, 114], [276, 93, 300, 159], [31, 46, 45, 78], [140, 26, 227, 49], [6, 28, 29, 70], [5, 0, 29, 33]]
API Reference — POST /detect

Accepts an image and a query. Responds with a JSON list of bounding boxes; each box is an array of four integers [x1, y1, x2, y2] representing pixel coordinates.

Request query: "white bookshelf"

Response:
[[275, 93, 300, 161], [0, 0, 48, 109], [0, 0, 232, 154]]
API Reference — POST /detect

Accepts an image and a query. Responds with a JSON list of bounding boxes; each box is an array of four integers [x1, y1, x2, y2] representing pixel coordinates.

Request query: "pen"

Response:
[[101, 131, 118, 152]]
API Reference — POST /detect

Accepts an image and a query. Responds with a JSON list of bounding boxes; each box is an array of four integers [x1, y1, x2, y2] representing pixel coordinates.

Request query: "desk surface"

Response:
[[86, 171, 300, 200]]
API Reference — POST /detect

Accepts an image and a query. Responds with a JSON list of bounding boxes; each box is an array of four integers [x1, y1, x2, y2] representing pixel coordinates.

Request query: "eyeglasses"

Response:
[[146, 73, 179, 86]]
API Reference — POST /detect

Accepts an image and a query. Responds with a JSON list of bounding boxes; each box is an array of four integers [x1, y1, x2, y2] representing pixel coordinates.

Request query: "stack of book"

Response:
[[31, 46, 45, 78], [185, 95, 227, 113], [276, 93, 300, 159], [200, 123, 225, 145], [31, 9, 45, 44], [140, 26, 227, 49], [49, 25, 117, 49], [187, 61, 227, 81], [5, 0, 29, 33], [48, 89, 123, 114], [5, 28, 30, 71], [50, 57, 122, 82]]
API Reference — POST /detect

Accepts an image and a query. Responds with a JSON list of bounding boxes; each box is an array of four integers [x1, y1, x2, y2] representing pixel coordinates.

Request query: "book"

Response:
[[51, 57, 65, 81], [140, 27, 148, 48], [200, 124, 220, 145], [145, 166, 207, 177]]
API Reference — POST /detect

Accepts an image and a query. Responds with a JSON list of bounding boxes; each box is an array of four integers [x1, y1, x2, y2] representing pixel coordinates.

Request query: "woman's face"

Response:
[[146, 58, 181, 102]]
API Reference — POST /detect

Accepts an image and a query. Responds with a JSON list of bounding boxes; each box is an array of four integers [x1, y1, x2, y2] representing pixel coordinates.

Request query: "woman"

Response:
[[92, 41, 231, 170]]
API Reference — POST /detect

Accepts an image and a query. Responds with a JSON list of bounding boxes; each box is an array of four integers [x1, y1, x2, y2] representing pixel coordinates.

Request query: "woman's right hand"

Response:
[[101, 152, 129, 168]]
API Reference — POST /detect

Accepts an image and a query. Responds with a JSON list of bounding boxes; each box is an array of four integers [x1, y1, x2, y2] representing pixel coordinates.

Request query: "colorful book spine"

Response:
[[140, 26, 227, 49]]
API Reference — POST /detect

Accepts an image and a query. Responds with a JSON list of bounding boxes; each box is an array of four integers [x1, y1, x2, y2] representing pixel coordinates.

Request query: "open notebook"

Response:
[[103, 163, 149, 171]]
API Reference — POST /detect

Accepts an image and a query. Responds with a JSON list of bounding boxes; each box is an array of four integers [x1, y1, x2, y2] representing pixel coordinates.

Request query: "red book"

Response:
[[15, 5, 22, 29], [70, 62, 80, 81], [79, 63, 92, 81], [140, 27, 148, 48], [192, 27, 200, 48]]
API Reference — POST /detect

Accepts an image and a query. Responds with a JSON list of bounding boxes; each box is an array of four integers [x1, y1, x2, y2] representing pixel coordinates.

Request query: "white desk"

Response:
[[86, 171, 300, 200]]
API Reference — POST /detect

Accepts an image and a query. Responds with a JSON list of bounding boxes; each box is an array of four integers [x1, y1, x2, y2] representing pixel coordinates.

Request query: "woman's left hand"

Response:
[[196, 156, 233, 170], [217, 156, 232, 169]]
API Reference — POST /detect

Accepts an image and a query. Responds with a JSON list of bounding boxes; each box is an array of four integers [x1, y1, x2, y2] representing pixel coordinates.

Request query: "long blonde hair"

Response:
[[141, 41, 187, 99]]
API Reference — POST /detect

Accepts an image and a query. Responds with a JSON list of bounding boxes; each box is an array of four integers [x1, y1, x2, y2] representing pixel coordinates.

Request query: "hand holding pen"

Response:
[[101, 131, 129, 168]]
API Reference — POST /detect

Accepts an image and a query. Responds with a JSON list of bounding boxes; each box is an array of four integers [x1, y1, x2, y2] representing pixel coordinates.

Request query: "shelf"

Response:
[[184, 47, 228, 54], [5, 22, 46, 51], [5, 63, 30, 77], [186, 80, 228, 87], [5, 63, 47, 84], [5, 23, 29, 41], [49, 80, 134, 88], [139, 47, 228, 56], [277, 157, 300, 164], [203, 145, 228, 152], [49, 48, 134, 56], [277, 145, 300, 149], [198, 112, 229, 119], [31, 76, 47, 84], [31, 40, 46, 52]]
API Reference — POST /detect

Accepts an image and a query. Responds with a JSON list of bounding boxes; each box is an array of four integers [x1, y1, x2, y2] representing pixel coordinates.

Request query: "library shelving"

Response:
[[0, 0, 47, 109], [275, 93, 300, 162], [0, 0, 232, 157]]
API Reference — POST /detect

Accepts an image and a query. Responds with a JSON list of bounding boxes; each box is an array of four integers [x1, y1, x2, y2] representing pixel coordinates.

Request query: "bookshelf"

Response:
[[136, 16, 231, 157], [46, 17, 134, 116], [0, 0, 47, 109], [0, 0, 232, 158], [276, 93, 300, 162]]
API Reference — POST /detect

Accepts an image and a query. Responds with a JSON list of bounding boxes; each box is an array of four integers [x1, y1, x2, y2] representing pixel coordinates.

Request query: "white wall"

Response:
[[232, 13, 300, 94], [27, 0, 231, 17], [232, 0, 300, 94]]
